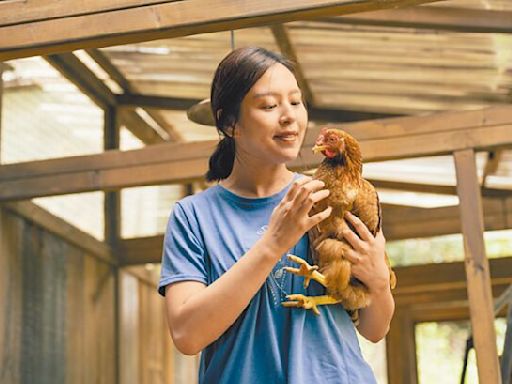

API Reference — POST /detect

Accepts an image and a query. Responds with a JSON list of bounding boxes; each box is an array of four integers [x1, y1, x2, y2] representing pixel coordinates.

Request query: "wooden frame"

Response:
[[0, 105, 511, 201], [0, 0, 440, 61]]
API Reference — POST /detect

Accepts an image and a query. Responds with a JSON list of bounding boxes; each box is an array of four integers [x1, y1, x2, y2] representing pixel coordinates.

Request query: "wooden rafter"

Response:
[[0, 105, 511, 201], [86, 48, 183, 141], [46, 53, 165, 144], [116, 93, 399, 123], [0, 0, 441, 61], [324, 6, 512, 33], [270, 24, 314, 105]]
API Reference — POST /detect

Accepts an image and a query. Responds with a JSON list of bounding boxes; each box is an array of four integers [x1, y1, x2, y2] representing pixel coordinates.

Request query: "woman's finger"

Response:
[[294, 179, 326, 204], [283, 176, 311, 202], [297, 188, 329, 215], [344, 212, 373, 242], [308, 205, 332, 228], [342, 227, 365, 252], [343, 248, 361, 265]]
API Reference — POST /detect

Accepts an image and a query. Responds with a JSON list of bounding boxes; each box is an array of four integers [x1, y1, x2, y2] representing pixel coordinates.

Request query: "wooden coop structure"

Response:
[[1, 1, 512, 383]]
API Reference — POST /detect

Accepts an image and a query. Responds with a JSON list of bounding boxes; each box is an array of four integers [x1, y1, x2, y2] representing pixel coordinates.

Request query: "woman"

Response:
[[158, 47, 394, 383]]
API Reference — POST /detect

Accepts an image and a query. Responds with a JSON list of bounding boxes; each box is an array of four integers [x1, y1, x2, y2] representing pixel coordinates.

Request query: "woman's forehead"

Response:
[[249, 63, 299, 96]]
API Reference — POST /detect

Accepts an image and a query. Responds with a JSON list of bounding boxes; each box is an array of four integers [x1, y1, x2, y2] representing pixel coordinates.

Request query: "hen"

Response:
[[283, 128, 396, 323]]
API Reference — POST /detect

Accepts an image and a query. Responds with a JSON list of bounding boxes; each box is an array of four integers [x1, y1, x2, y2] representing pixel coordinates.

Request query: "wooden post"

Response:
[[386, 307, 418, 384], [0, 63, 3, 163], [453, 148, 502, 384], [104, 106, 121, 384]]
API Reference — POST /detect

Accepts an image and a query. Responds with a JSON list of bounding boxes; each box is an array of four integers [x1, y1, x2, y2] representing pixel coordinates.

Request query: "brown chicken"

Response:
[[283, 128, 396, 323]]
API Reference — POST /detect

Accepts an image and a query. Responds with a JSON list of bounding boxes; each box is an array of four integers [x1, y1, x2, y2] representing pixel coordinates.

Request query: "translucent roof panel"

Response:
[[101, 27, 279, 100], [2, 57, 103, 164], [288, 21, 512, 115]]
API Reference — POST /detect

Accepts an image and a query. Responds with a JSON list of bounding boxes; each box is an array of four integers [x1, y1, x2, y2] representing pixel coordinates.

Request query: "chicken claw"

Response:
[[282, 294, 321, 315], [285, 254, 327, 288]]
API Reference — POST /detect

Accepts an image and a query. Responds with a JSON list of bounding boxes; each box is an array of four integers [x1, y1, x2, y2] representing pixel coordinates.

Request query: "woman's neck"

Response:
[[219, 163, 294, 198]]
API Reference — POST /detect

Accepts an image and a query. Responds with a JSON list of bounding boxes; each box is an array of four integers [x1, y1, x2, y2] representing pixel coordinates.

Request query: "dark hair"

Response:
[[205, 47, 296, 181]]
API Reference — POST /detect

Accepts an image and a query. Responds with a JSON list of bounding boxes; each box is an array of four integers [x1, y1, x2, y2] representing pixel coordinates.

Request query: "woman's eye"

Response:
[[291, 100, 302, 106], [264, 104, 277, 110]]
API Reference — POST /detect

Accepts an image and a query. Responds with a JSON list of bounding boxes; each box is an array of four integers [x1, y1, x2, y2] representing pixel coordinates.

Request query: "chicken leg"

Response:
[[282, 255, 341, 315]]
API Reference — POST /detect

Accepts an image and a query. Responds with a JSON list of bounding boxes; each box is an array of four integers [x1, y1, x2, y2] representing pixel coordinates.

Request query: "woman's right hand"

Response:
[[261, 176, 332, 258]]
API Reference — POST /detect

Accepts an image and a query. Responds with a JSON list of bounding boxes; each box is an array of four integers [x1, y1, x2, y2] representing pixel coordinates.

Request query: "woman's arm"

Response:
[[341, 212, 395, 343], [165, 177, 332, 355]]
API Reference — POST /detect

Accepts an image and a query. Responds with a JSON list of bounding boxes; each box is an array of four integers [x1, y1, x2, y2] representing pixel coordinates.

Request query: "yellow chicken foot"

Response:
[[282, 294, 341, 316], [285, 254, 327, 288]]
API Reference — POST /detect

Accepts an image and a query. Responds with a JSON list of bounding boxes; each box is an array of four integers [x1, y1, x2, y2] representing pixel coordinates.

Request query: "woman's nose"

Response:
[[279, 103, 296, 125]]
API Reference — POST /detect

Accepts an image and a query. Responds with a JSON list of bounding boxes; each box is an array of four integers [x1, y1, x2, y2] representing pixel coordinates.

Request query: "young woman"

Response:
[[158, 47, 394, 383]]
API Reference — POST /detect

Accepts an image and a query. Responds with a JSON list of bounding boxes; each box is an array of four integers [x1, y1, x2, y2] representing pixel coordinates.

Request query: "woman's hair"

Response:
[[205, 47, 296, 181]]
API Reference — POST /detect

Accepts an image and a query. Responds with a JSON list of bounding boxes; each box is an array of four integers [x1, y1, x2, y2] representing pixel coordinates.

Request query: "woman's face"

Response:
[[234, 63, 308, 166]]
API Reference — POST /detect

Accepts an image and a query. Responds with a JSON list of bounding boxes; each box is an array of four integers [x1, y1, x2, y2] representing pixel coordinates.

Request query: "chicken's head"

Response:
[[312, 127, 347, 159]]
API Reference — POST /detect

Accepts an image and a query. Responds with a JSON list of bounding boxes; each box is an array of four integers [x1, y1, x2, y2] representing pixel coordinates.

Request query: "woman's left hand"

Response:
[[341, 212, 390, 294]]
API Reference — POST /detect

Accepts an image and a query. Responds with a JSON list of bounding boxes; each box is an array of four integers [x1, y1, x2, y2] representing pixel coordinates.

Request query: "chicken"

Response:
[[283, 127, 396, 323]]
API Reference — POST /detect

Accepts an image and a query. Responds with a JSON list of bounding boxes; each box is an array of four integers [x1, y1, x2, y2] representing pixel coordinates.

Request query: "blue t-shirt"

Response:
[[158, 174, 377, 384]]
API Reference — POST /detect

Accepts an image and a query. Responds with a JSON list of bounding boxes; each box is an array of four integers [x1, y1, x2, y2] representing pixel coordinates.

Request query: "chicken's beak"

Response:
[[312, 145, 327, 154]]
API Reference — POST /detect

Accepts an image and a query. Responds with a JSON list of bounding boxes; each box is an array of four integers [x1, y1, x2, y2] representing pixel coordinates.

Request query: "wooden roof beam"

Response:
[[270, 24, 314, 106], [322, 6, 512, 33], [1, 105, 512, 200], [0, 0, 442, 61], [116, 93, 400, 123], [86, 48, 183, 141], [46, 53, 165, 144]]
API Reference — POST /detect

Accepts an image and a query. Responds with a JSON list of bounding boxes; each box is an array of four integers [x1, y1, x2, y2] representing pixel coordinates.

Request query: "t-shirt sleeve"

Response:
[[158, 201, 207, 296]]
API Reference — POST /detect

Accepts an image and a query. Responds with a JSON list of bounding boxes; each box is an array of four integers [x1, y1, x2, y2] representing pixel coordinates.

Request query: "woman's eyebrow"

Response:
[[252, 90, 301, 99]]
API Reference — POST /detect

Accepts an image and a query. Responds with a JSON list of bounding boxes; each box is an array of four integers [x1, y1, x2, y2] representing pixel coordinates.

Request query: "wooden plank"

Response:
[[0, 209, 22, 383], [453, 149, 501, 384], [384, 196, 512, 241], [0, 0, 171, 26], [3, 201, 114, 264], [0, 0, 441, 61], [386, 308, 417, 384], [324, 6, 512, 33], [1, 106, 512, 199], [120, 235, 164, 265]]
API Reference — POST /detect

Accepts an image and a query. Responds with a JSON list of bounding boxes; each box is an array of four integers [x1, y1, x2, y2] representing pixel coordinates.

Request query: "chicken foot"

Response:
[[282, 255, 341, 315]]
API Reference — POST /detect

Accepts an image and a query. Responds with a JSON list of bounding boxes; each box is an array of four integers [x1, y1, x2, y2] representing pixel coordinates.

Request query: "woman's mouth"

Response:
[[274, 133, 298, 142]]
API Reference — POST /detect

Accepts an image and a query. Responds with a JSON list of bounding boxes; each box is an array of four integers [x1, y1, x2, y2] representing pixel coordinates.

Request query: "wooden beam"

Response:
[[1, 105, 512, 201], [386, 308, 417, 384], [383, 196, 512, 241], [454, 149, 501, 384], [117, 195, 512, 263], [46, 53, 165, 144], [116, 93, 399, 123], [46, 53, 116, 109], [270, 24, 314, 105], [2, 201, 113, 264], [325, 6, 512, 33], [119, 235, 163, 265], [369, 179, 512, 198], [0, 64, 3, 164], [0, 0, 441, 61], [87, 49, 183, 141]]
